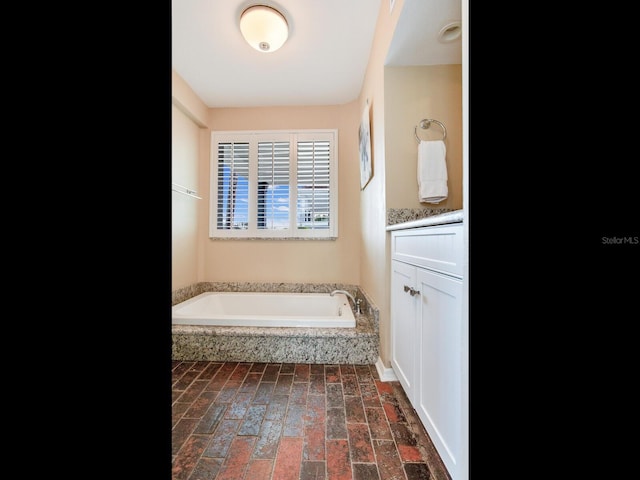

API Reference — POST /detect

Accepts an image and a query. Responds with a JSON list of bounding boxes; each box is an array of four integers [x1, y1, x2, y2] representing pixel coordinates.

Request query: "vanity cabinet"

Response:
[[390, 222, 463, 478]]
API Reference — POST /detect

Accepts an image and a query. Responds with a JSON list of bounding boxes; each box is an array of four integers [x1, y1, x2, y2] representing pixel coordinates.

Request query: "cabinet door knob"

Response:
[[404, 285, 420, 296]]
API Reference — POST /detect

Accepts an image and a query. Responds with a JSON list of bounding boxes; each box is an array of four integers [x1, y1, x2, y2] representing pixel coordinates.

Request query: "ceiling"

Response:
[[172, 0, 462, 108]]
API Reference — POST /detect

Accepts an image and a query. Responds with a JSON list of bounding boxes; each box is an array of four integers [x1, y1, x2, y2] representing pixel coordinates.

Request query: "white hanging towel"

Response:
[[417, 140, 448, 203]]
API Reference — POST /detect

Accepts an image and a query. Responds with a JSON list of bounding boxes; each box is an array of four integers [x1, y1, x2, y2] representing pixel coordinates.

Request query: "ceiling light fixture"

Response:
[[239, 4, 289, 53]]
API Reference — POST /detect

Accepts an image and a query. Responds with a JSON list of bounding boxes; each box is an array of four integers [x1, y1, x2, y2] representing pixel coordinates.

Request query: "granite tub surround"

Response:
[[387, 207, 453, 226], [172, 282, 379, 364], [172, 327, 378, 363]]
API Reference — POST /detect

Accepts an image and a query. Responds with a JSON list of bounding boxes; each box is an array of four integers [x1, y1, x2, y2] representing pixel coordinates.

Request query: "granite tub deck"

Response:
[[171, 282, 379, 364]]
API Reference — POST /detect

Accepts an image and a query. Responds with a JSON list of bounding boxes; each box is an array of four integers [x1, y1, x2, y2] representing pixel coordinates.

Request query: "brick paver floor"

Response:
[[172, 361, 451, 480]]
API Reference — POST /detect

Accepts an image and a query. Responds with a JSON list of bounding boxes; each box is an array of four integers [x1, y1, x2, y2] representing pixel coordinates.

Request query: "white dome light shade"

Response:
[[240, 5, 289, 52]]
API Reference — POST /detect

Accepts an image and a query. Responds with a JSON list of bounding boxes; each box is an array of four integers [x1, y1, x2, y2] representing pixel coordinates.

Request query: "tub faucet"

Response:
[[330, 289, 362, 314]]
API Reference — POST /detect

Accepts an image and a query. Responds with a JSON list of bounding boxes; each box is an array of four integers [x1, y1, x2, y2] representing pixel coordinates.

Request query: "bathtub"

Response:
[[172, 291, 356, 328]]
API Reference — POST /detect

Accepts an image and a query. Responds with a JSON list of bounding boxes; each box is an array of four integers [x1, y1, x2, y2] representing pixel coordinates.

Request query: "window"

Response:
[[210, 130, 338, 239]]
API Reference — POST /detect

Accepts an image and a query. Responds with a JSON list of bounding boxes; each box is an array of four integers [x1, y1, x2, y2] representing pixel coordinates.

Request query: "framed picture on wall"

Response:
[[359, 102, 373, 190]]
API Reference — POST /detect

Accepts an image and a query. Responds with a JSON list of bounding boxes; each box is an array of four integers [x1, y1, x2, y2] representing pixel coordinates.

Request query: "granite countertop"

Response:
[[386, 209, 463, 231]]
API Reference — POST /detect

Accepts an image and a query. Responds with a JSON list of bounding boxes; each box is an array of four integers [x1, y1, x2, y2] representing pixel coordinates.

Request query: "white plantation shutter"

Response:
[[297, 140, 331, 230], [210, 130, 338, 239], [257, 141, 290, 230], [216, 141, 249, 230]]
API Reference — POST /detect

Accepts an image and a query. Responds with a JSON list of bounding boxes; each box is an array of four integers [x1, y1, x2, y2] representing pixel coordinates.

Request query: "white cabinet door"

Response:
[[390, 260, 418, 402], [416, 267, 463, 477]]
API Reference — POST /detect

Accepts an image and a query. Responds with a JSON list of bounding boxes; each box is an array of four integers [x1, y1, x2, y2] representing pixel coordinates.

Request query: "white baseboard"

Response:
[[375, 357, 397, 382]]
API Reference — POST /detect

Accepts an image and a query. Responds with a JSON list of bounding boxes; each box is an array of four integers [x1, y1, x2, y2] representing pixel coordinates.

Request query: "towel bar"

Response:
[[414, 118, 447, 143], [172, 182, 202, 199]]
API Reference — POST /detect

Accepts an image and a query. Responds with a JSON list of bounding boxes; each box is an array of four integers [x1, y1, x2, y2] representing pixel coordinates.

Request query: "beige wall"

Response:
[[202, 104, 361, 284], [172, 75, 362, 287], [172, 104, 200, 290], [356, 1, 463, 369], [172, 70, 209, 128], [385, 65, 462, 211], [171, 72, 209, 290], [172, 71, 209, 290], [356, 0, 404, 369]]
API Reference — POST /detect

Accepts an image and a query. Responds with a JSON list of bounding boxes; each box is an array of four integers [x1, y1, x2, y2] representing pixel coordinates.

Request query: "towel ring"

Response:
[[414, 118, 447, 143]]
